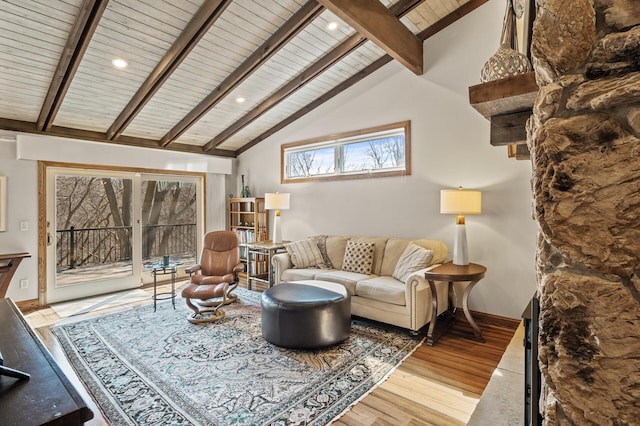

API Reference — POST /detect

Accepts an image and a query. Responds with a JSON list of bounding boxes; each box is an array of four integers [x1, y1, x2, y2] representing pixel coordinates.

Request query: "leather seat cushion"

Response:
[[181, 282, 228, 299]]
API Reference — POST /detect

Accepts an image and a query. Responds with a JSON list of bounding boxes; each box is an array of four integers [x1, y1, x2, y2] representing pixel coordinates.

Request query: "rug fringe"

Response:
[[329, 335, 426, 424]]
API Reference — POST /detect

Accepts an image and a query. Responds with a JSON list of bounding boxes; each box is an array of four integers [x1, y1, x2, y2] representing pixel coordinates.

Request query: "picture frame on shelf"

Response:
[[0, 176, 6, 232]]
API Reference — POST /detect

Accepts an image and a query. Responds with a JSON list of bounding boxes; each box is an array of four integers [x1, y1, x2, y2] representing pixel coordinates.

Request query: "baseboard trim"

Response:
[[15, 298, 42, 314], [456, 309, 521, 330]]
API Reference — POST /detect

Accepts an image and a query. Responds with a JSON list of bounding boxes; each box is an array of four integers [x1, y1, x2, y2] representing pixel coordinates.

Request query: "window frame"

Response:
[[281, 121, 411, 184]]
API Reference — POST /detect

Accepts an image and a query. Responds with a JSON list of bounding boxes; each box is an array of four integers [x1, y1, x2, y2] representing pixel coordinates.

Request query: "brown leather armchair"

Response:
[[181, 230, 244, 323]]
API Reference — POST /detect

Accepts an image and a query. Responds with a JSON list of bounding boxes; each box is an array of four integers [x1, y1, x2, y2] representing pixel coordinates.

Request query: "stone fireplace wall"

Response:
[[528, 0, 640, 423]]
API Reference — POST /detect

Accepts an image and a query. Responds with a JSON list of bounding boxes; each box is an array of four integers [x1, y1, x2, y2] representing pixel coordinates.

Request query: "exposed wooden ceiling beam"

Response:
[[0, 118, 235, 158], [239, 0, 489, 154], [205, 0, 422, 152], [237, 55, 393, 155], [317, 0, 423, 75], [204, 34, 364, 151], [106, 0, 234, 141], [36, 0, 108, 131], [160, 0, 324, 147], [417, 0, 490, 40]]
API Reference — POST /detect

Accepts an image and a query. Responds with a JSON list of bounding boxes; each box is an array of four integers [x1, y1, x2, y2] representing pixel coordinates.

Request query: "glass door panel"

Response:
[[46, 169, 140, 303], [141, 176, 199, 284]]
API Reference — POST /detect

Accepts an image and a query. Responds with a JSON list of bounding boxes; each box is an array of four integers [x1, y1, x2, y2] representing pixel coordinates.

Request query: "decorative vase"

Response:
[[480, 0, 532, 82], [240, 175, 246, 197]]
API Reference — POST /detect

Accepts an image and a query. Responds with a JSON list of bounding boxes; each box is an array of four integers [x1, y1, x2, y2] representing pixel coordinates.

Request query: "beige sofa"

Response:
[[271, 236, 449, 332]]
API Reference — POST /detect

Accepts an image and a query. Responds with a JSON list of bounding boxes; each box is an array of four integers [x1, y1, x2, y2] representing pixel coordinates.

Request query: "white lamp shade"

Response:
[[265, 192, 290, 210], [440, 189, 482, 215], [441, 188, 481, 266]]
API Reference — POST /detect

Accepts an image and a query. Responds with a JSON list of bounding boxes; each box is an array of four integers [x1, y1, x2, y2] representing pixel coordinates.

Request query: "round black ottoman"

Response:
[[261, 281, 351, 349]]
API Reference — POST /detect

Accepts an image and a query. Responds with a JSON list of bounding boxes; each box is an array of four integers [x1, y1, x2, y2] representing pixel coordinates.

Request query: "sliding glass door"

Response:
[[45, 166, 203, 303], [140, 175, 199, 284]]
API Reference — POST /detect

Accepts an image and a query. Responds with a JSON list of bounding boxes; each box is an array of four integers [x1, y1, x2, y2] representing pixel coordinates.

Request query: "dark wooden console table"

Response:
[[0, 298, 93, 425], [0, 252, 31, 298]]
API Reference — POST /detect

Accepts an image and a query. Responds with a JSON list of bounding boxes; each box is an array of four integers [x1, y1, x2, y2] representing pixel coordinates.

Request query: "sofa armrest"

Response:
[[406, 263, 440, 294], [271, 252, 293, 285], [405, 264, 450, 315]]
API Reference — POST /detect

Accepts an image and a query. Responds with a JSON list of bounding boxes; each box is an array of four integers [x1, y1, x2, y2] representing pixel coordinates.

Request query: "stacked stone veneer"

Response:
[[527, 0, 640, 424]]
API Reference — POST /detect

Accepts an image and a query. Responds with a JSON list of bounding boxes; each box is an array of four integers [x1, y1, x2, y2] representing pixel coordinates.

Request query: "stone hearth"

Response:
[[528, 0, 640, 423]]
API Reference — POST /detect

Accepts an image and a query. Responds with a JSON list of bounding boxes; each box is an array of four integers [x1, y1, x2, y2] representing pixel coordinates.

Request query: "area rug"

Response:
[[52, 288, 423, 425]]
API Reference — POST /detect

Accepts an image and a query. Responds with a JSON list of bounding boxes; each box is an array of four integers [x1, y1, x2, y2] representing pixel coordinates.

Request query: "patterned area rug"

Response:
[[52, 288, 423, 425]]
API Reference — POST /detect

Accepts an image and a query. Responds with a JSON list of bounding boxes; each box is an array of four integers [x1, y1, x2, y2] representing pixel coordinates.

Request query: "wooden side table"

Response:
[[424, 261, 487, 345]]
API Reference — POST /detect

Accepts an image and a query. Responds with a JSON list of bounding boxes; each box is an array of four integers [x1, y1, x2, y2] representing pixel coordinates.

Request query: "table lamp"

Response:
[[265, 192, 290, 243], [440, 187, 482, 265]]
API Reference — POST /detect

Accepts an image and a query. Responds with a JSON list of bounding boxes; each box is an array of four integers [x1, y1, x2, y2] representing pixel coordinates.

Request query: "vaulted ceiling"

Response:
[[0, 0, 487, 157]]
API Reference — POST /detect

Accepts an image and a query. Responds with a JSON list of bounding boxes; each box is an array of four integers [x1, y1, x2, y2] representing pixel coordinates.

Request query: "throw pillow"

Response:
[[342, 240, 375, 274], [393, 243, 434, 282], [286, 239, 324, 269], [312, 235, 333, 269]]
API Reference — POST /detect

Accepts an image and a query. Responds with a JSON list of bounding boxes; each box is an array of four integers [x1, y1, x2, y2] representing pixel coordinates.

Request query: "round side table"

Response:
[[424, 261, 487, 345]]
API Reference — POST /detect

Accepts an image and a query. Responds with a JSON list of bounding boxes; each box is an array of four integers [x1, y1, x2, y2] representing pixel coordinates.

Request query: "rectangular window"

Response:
[[282, 121, 410, 183]]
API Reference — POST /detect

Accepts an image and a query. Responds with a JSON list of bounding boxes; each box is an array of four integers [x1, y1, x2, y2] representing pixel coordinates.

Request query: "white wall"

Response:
[[236, 0, 537, 319], [0, 134, 232, 302], [0, 140, 39, 301]]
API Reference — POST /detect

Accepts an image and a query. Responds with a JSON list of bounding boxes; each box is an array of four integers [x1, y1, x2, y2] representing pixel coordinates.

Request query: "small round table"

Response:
[[424, 261, 486, 345], [145, 261, 182, 312]]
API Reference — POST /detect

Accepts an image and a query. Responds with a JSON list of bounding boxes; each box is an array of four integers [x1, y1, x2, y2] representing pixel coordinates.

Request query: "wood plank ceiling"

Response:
[[0, 0, 488, 157]]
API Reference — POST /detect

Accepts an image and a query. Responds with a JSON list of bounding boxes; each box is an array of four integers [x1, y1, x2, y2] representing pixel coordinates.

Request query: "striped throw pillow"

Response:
[[286, 239, 324, 269], [393, 243, 434, 282]]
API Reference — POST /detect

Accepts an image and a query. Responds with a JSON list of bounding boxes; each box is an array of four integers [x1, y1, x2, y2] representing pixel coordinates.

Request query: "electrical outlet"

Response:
[[19, 221, 28, 231], [19, 279, 28, 289]]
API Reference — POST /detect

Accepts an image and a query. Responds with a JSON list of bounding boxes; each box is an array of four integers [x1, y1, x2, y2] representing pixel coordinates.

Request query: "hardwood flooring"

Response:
[[26, 284, 519, 426], [334, 316, 519, 425]]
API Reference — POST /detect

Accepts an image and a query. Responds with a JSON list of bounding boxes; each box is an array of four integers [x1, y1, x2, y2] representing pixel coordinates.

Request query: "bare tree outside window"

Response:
[[283, 121, 410, 183], [288, 147, 335, 177], [56, 175, 197, 272]]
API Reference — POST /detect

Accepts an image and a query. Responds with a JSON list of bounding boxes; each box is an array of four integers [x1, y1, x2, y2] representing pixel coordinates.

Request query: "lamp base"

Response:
[[452, 223, 469, 266], [272, 214, 282, 244]]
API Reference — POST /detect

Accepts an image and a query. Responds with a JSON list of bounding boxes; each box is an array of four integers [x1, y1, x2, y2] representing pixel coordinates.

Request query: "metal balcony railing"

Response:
[[56, 223, 196, 270]]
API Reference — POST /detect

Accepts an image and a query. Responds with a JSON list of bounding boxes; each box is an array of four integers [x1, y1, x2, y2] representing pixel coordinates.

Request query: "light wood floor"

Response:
[[26, 283, 519, 426]]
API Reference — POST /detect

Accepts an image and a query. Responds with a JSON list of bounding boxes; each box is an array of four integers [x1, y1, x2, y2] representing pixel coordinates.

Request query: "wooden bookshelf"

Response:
[[228, 197, 268, 277]]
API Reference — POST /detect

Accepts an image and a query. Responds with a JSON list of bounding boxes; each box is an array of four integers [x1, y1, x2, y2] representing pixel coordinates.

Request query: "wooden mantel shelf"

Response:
[[468, 72, 539, 158], [468, 72, 539, 118]]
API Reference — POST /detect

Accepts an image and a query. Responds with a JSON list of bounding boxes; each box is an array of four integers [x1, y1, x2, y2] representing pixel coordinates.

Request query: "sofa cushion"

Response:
[[281, 268, 325, 283], [411, 239, 448, 264], [342, 240, 375, 274], [355, 276, 406, 306], [393, 243, 434, 282], [380, 238, 411, 276], [314, 270, 369, 295], [286, 238, 324, 268], [325, 236, 350, 270]]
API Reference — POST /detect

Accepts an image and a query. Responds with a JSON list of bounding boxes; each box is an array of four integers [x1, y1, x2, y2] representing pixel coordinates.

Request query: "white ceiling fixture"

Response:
[[326, 21, 338, 31], [111, 58, 128, 69]]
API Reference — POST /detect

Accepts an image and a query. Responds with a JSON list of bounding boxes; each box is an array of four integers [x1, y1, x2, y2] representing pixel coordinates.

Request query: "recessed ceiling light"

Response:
[[112, 58, 128, 69], [326, 21, 338, 31], [236, 97, 246, 103]]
